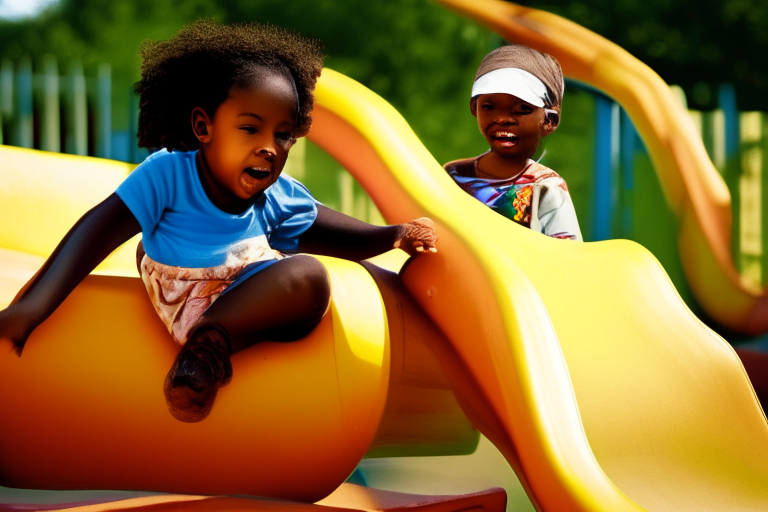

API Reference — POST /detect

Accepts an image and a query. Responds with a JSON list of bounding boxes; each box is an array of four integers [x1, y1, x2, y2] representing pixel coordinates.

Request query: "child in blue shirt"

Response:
[[445, 44, 582, 241], [0, 20, 436, 423]]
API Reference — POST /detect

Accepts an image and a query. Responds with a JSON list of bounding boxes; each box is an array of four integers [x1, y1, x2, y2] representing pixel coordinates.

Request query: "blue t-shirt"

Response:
[[115, 149, 318, 269]]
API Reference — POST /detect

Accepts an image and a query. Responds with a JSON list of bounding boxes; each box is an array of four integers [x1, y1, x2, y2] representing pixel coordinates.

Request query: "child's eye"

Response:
[[240, 126, 257, 134], [275, 132, 292, 143], [481, 104, 494, 111]]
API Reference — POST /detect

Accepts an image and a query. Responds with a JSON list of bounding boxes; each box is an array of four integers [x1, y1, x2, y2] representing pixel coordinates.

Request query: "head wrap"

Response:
[[472, 44, 564, 109]]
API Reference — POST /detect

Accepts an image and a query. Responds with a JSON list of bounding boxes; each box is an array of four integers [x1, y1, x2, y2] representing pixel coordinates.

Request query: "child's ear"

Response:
[[542, 109, 560, 136], [470, 97, 478, 118], [191, 107, 212, 143]]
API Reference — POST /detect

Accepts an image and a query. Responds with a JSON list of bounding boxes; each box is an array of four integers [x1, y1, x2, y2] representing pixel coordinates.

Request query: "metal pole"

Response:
[[66, 60, 87, 156], [0, 59, 13, 145], [619, 109, 636, 238], [592, 95, 620, 241], [14, 56, 33, 148], [719, 83, 739, 160], [40, 55, 60, 152], [95, 63, 111, 158]]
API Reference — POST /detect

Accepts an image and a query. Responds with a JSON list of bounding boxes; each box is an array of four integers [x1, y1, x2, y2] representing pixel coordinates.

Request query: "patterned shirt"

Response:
[[446, 157, 582, 241]]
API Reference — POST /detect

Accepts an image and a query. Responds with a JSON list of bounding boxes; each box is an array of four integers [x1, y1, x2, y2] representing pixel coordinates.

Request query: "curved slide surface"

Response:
[[434, 0, 768, 336], [308, 69, 768, 511]]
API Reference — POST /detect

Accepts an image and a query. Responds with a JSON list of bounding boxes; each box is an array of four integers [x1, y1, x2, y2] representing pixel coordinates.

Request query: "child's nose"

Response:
[[257, 146, 275, 160], [254, 138, 276, 160], [496, 112, 517, 124]]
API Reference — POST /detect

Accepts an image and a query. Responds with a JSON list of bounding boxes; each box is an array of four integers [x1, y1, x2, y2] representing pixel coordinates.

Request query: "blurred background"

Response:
[[0, 0, 767, 343]]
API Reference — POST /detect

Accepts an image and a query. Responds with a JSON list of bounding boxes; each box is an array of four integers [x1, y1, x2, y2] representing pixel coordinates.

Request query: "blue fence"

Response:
[[0, 57, 147, 163], [567, 79, 743, 242]]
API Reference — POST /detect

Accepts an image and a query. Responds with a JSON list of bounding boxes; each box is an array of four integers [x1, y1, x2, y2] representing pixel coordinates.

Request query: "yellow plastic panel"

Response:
[[0, 257, 388, 502], [433, 0, 768, 335], [0, 146, 140, 277], [307, 68, 768, 511]]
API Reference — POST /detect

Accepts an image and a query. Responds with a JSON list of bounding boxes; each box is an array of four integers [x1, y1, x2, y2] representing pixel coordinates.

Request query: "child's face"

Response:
[[472, 93, 552, 160], [193, 71, 298, 209]]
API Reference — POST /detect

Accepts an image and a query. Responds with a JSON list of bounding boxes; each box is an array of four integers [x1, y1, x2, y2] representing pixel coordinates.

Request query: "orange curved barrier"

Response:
[[0, 146, 390, 500], [433, 0, 768, 335], [0, 259, 388, 500], [0, 144, 477, 502]]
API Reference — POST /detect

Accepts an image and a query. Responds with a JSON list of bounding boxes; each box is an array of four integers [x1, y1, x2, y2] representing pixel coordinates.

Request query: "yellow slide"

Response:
[[433, 0, 768, 336], [308, 69, 768, 511]]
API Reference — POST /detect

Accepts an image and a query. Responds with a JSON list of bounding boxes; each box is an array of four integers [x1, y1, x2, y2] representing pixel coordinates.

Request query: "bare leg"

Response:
[[164, 255, 331, 422], [197, 254, 331, 352]]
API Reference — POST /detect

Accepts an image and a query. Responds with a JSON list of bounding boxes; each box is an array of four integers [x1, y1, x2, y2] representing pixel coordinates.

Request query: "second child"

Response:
[[445, 44, 582, 241]]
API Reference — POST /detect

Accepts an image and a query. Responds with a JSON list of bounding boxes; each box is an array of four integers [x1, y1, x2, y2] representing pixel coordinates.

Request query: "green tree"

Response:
[[512, 0, 768, 110]]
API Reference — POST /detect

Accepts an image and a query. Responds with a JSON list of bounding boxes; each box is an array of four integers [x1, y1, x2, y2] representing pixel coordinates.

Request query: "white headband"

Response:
[[471, 68, 551, 108]]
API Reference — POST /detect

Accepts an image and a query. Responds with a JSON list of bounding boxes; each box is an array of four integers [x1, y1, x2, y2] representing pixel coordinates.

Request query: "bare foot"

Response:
[[164, 325, 232, 422]]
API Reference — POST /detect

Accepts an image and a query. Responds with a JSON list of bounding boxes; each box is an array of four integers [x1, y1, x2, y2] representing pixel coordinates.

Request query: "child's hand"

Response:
[[0, 306, 35, 357], [394, 218, 438, 255]]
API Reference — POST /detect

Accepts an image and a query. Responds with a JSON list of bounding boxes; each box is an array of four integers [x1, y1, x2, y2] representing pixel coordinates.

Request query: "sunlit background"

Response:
[[0, 0, 58, 19]]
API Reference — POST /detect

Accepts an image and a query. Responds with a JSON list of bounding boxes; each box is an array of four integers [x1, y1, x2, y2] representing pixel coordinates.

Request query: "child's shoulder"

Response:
[[519, 161, 569, 191], [443, 157, 475, 177], [272, 172, 310, 194], [142, 148, 194, 166], [264, 173, 315, 205], [122, 149, 197, 193], [132, 149, 197, 180]]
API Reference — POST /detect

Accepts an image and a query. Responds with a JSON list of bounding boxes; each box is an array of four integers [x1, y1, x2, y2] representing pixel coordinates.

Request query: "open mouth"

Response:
[[244, 167, 271, 180], [492, 132, 519, 146]]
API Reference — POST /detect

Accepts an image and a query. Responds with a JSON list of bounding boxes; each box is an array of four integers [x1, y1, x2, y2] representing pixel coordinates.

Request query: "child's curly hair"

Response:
[[134, 19, 324, 151]]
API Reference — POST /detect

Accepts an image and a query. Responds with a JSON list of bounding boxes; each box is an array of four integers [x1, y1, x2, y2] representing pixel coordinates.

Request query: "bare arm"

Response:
[[297, 204, 436, 260], [0, 193, 141, 354]]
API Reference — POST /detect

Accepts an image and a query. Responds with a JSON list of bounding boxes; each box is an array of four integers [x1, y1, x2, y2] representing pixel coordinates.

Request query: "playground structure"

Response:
[[1, 0, 768, 511]]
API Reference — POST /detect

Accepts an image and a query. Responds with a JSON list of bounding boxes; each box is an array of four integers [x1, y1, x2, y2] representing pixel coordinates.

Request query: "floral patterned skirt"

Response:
[[139, 252, 282, 345]]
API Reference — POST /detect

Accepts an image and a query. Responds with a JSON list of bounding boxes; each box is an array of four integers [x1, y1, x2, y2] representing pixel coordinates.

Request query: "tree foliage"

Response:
[[0, 0, 497, 164], [513, 0, 768, 110], [1, 0, 761, 160]]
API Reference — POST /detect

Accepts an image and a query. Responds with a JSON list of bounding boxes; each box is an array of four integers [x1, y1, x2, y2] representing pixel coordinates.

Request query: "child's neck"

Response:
[[196, 151, 259, 215], [475, 152, 532, 180]]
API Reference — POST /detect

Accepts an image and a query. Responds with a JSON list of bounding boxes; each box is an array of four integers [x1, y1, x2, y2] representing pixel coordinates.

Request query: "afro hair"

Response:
[[134, 19, 324, 151]]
